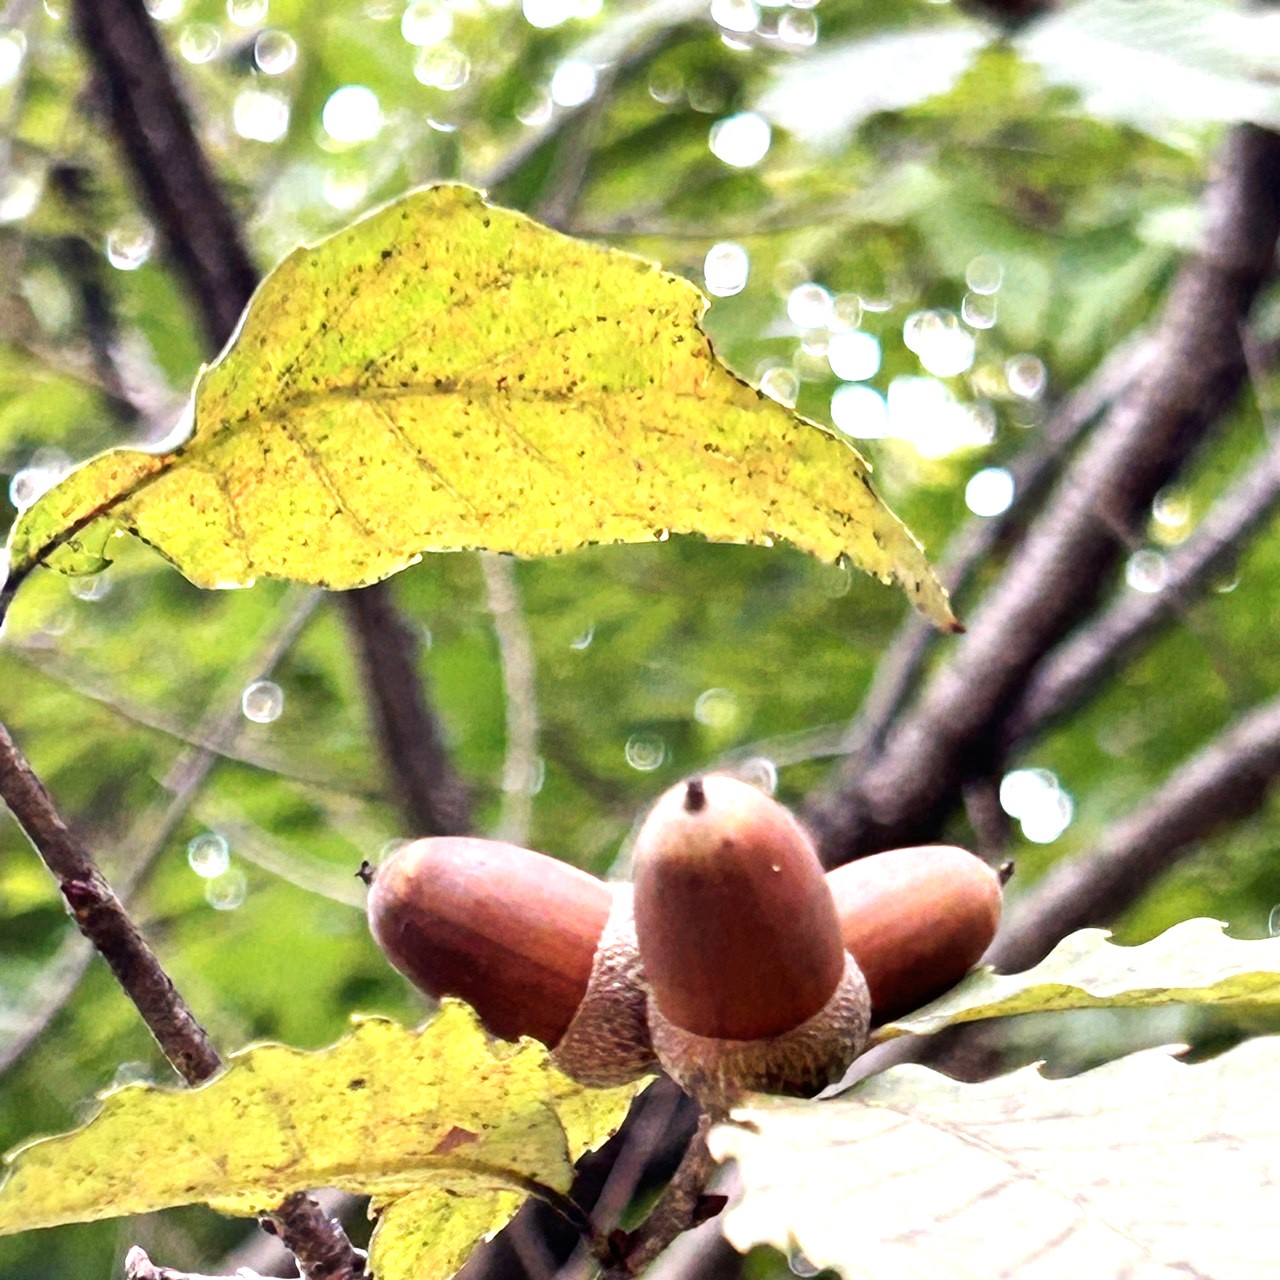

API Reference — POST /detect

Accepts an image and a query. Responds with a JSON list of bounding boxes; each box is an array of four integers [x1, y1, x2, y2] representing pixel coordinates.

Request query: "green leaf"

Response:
[[1021, 0, 1280, 134], [0, 1005, 641, 1280], [1, 185, 955, 631], [712, 1037, 1280, 1280], [874, 918, 1280, 1043]]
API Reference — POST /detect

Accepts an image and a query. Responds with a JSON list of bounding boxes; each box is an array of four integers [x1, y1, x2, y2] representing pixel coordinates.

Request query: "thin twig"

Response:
[[196, 814, 368, 910], [339, 584, 472, 836], [830, 334, 1151, 785], [126, 1244, 268, 1280], [480, 554, 541, 846], [989, 689, 1280, 973], [6, 645, 372, 796], [0, 590, 322, 1075], [0, 588, 320, 1070], [554, 1082, 692, 1280], [807, 123, 1280, 865], [1002, 425, 1280, 751], [266, 1195, 369, 1280], [0, 716, 224, 1080], [479, 0, 704, 195], [604, 1113, 715, 1280], [218, 1190, 358, 1280]]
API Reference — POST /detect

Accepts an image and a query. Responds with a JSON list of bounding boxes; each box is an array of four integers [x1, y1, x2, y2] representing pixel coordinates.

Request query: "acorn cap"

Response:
[[646, 952, 870, 1110], [367, 836, 611, 1047], [553, 885, 657, 1086], [633, 775, 847, 1042], [825, 845, 1002, 1023]]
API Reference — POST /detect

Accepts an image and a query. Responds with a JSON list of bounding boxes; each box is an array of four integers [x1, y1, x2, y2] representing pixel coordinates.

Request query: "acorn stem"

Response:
[[683, 778, 707, 812]]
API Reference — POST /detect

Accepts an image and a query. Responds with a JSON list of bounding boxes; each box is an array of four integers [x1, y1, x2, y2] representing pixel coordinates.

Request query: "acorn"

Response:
[[632, 775, 870, 1110], [825, 845, 1003, 1024], [365, 837, 654, 1086]]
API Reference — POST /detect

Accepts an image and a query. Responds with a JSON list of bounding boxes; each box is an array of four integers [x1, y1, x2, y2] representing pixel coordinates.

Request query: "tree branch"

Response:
[[61, 2, 384, 1274], [0, 717, 224, 1081], [808, 123, 1280, 864], [70, 0, 466, 843], [126, 1245, 268, 1280], [340, 584, 471, 836], [830, 334, 1150, 783], [604, 1114, 717, 1280], [1001, 430, 1280, 750], [0, 588, 320, 1077], [0, 689, 364, 1278], [265, 1194, 368, 1280], [988, 689, 1280, 972], [480, 554, 540, 846], [70, 0, 256, 350]]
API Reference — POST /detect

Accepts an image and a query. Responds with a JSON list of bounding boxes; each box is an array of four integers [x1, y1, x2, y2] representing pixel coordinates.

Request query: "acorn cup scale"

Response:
[[365, 836, 655, 1086], [632, 775, 871, 1109]]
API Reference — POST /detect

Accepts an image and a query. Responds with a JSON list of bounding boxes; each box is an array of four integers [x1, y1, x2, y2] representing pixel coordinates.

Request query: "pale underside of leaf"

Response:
[[2, 185, 955, 630], [712, 1037, 1280, 1280], [0, 1006, 640, 1243], [874, 918, 1280, 1042]]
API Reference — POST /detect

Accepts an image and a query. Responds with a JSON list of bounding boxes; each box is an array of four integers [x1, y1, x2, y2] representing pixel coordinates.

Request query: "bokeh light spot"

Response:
[[965, 466, 1015, 518], [704, 242, 750, 297], [709, 111, 771, 168], [322, 84, 382, 143]]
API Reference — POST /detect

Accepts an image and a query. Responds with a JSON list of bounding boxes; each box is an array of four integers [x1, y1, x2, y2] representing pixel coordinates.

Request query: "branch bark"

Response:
[[71, 0, 466, 842], [989, 689, 1280, 972], [603, 1114, 717, 1280], [0, 711, 367, 1278], [57, 2, 398, 1275], [1000, 431, 1280, 750], [70, 0, 256, 350], [0, 719, 223, 1082], [808, 123, 1280, 865], [832, 334, 1150, 781], [340, 585, 471, 836]]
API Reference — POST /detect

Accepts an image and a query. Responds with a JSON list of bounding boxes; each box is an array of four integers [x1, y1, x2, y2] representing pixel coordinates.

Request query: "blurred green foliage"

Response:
[[0, 1, 1276, 1277]]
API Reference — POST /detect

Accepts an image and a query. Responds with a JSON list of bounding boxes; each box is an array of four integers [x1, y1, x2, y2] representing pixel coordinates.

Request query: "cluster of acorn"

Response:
[[363, 775, 1002, 1110]]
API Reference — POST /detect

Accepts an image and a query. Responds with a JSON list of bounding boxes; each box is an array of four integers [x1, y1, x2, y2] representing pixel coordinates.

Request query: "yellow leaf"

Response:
[[2, 185, 955, 630], [370, 1186, 526, 1280], [0, 1005, 641, 1271]]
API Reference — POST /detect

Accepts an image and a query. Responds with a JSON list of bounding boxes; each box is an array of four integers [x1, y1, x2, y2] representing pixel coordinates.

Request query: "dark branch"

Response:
[[63, 2, 380, 1275], [267, 1193, 369, 1280], [0, 715, 369, 1277], [605, 1114, 716, 1280], [989, 689, 1280, 972], [1001, 433, 1280, 749], [827, 335, 1150, 793], [70, 0, 257, 348], [0, 589, 321, 1078], [0, 718, 223, 1083], [71, 0, 466, 843], [340, 584, 472, 836], [808, 123, 1280, 864]]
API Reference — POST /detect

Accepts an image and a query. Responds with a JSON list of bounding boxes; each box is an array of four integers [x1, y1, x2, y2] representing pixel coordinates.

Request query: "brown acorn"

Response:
[[825, 845, 1003, 1023], [632, 775, 870, 1109], [365, 836, 654, 1085]]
